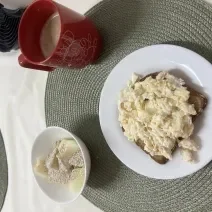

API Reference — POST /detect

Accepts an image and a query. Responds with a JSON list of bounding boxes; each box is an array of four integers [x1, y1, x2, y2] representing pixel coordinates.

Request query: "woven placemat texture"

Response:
[[0, 131, 8, 211], [45, 0, 212, 211]]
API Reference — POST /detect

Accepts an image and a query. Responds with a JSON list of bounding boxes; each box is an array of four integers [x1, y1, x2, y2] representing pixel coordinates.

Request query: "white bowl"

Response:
[[31, 126, 91, 204]]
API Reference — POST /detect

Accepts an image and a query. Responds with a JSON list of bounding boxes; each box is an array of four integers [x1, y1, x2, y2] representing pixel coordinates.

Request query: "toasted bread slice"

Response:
[[122, 72, 207, 164]]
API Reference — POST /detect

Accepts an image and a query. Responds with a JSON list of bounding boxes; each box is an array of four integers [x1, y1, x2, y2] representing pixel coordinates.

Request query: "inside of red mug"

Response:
[[19, 0, 60, 63]]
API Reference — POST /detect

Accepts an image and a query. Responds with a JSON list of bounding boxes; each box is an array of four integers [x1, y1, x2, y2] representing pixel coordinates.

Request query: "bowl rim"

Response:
[[31, 126, 90, 204]]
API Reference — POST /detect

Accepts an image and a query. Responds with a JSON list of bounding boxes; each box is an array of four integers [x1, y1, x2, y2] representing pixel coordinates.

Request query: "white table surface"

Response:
[[0, 1, 102, 212], [0, 0, 212, 211]]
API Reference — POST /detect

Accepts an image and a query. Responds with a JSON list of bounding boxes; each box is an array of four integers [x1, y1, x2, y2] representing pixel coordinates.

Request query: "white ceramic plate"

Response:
[[99, 44, 212, 179]]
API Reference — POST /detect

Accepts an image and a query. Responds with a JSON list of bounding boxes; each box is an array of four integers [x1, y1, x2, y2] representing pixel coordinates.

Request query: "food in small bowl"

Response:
[[31, 127, 90, 203]]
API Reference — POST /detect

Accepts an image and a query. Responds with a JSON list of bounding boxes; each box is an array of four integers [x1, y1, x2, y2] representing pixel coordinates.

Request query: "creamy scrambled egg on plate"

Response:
[[118, 72, 198, 163]]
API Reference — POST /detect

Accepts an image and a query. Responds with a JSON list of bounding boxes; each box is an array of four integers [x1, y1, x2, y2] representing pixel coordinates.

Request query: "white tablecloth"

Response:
[[0, 1, 102, 211], [0, 0, 212, 211]]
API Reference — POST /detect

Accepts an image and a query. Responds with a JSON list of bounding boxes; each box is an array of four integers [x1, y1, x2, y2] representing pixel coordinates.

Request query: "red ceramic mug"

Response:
[[18, 0, 102, 71]]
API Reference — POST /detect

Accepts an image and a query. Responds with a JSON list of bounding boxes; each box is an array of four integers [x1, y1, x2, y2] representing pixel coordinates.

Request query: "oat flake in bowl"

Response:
[[34, 139, 85, 190], [31, 127, 91, 203]]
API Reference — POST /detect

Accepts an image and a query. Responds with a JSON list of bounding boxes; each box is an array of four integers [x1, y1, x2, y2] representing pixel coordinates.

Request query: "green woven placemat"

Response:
[[45, 0, 212, 211], [0, 131, 7, 211]]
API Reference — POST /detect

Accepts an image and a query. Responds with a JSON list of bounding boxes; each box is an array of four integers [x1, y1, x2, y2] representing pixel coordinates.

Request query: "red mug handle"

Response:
[[18, 54, 54, 72]]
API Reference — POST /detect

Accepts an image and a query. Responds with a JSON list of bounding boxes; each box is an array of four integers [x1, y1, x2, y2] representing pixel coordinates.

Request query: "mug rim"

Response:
[[18, 0, 63, 64]]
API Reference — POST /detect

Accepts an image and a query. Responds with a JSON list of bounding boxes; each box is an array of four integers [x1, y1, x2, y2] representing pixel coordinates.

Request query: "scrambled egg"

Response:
[[118, 72, 198, 163]]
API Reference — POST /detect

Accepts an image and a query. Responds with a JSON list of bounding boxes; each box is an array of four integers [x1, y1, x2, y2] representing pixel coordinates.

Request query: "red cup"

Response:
[[18, 0, 102, 71]]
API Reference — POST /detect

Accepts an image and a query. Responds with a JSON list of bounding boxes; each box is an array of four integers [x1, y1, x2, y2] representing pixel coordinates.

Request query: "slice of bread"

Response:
[[122, 72, 207, 164]]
